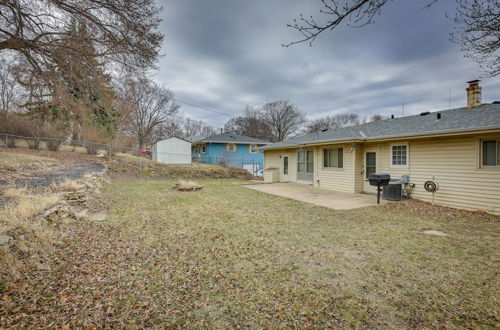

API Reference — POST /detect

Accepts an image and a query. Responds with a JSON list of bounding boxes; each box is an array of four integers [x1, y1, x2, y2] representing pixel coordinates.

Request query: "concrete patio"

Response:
[[245, 183, 383, 210]]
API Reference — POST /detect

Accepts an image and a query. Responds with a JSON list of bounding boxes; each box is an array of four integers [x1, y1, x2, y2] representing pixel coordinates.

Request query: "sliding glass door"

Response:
[[297, 150, 314, 182]]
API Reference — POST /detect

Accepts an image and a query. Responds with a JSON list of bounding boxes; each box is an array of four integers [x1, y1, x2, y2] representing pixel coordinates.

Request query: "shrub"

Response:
[[46, 139, 62, 151], [27, 138, 40, 150], [105, 144, 117, 158], [0, 113, 31, 137], [85, 142, 100, 155], [5, 136, 16, 148]]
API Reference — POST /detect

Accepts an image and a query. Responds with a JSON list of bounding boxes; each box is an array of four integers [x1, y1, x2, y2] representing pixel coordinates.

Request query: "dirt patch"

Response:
[[0, 162, 106, 188], [381, 199, 498, 221]]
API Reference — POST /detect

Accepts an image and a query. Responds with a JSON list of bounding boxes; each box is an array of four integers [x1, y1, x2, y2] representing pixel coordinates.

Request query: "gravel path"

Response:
[[0, 162, 106, 188]]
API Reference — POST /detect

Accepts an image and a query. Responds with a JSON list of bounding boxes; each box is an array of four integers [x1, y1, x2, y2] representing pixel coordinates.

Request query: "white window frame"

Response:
[[201, 144, 207, 153], [322, 148, 344, 169], [390, 143, 409, 168], [249, 144, 257, 153], [481, 140, 500, 167]]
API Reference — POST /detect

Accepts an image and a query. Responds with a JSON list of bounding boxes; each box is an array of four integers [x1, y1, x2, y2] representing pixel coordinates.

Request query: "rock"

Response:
[[42, 204, 77, 224], [0, 235, 12, 246], [423, 230, 449, 237], [90, 211, 107, 222], [65, 191, 87, 204], [75, 209, 89, 219]]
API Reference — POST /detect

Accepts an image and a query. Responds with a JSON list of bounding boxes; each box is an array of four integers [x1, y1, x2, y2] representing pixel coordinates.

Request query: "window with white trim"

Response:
[[482, 140, 500, 166], [323, 148, 343, 168], [391, 144, 408, 167], [201, 144, 206, 153], [249, 144, 257, 153]]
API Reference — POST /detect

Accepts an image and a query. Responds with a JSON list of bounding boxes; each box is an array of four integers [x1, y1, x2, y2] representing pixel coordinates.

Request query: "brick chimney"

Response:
[[466, 80, 482, 109]]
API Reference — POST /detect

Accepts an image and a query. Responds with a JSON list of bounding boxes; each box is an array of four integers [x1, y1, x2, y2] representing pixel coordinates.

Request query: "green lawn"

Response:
[[2, 178, 499, 328]]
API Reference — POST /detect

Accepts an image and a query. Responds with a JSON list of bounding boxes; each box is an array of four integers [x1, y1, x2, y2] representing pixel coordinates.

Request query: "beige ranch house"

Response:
[[262, 81, 500, 215]]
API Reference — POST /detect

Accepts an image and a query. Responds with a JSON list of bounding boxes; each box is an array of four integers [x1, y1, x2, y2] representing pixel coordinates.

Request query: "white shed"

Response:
[[151, 137, 192, 165]]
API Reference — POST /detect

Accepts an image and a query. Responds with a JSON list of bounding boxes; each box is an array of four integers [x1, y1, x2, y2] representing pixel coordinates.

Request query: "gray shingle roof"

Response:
[[195, 132, 270, 144], [262, 103, 500, 150], [185, 135, 205, 143]]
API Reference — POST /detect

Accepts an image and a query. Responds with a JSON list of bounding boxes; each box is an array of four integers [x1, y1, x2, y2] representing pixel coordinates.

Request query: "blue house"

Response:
[[189, 133, 270, 176]]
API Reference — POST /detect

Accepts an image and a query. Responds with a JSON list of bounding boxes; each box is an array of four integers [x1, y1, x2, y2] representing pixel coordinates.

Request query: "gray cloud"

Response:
[[156, 0, 500, 127]]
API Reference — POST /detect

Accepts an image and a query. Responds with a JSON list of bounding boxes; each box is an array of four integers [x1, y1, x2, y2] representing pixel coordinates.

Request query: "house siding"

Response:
[[361, 135, 500, 214], [198, 143, 265, 171], [264, 133, 500, 215], [152, 137, 191, 165], [353, 147, 364, 193], [314, 145, 354, 192], [264, 149, 297, 182]]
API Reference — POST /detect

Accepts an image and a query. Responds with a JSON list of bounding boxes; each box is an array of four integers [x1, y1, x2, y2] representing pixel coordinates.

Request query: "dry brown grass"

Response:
[[0, 173, 87, 287], [0, 179, 498, 327], [93, 179, 499, 328], [0, 188, 61, 275], [2, 187, 28, 199], [0, 246, 21, 280], [106, 157, 255, 180], [0, 189, 60, 230], [0, 151, 58, 171], [51, 179, 85, 192]]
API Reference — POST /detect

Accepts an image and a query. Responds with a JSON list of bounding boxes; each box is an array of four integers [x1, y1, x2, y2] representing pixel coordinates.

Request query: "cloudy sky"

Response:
[[155, 0, 499, 128]]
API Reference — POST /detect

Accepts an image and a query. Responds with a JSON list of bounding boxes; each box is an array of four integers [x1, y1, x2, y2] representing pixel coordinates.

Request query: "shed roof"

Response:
[[185, 135, 205, 143], [262, 103, 500, 150], [154, 136, 192, 145]]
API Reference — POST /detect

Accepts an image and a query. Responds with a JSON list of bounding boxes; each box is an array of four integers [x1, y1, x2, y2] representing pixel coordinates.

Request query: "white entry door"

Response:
[[363, 148, 379, 193]]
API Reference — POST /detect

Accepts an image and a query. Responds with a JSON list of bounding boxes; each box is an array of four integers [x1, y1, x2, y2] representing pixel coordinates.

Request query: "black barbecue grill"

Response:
[[368, 173, 391, 204]]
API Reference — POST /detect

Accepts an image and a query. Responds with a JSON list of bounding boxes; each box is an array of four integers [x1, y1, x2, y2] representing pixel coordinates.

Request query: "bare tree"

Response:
[[224, 105, 273, 140], [451, 0, 500, 76], [285, 0, 499, 76], [119, 78, 180, 148], [152, 115, 184, 142], [182, 118, 217, 138], [0, 0, 163, 75], [150, 115, 217, 143], [0, 58, 18, 112], [262, 100, 306, 142], [306, 113, 360, 132], [369, 114, 386, 121]]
